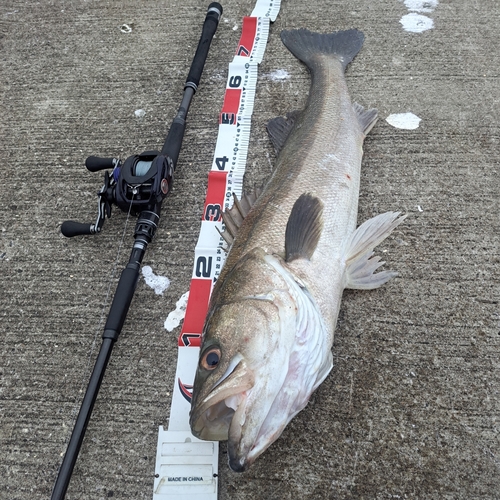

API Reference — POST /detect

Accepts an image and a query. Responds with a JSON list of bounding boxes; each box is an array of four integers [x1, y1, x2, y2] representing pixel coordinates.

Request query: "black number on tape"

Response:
[[229, 75, 242, 88], [215, 156, 228, 170], [204, 204, 222, 221], [221, 113, 236, 125], [237, 46, 250, 57], [195, 256, 213, 278]]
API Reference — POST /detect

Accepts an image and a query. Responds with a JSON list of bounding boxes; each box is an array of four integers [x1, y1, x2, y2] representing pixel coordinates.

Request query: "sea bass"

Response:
[[190, 28, 406, 472]]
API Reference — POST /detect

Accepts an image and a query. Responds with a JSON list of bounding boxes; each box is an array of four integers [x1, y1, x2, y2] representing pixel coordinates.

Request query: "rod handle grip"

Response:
[[61, 221, 94, 237], [161, 119, 186, 167], [85, 156, 117, 172]]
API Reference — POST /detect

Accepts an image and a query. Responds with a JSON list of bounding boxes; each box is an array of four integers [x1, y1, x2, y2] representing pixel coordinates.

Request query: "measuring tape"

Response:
[[153, 1, 281, 498]]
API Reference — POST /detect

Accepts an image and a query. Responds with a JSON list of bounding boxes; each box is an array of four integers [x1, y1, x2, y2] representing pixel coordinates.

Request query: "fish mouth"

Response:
[[190, 354, 284, 473], [225, 397, 288, 473], [190, 355, 254, 442]]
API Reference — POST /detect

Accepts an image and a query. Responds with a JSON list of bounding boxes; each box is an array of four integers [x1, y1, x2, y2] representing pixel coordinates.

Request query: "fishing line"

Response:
[[60, 194, 136, 455]]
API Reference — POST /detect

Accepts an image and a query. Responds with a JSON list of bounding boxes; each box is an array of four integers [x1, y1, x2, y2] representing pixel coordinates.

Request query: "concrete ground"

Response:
[[1, 0, 499, 498]]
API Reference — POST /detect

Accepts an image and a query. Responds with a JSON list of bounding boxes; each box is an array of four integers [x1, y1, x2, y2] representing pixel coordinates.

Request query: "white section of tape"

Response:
[[168, 346, 200, 431], [251, 0, 281, 21]]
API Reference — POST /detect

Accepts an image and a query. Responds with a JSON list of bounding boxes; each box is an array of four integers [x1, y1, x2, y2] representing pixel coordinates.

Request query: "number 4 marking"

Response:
[[215, 156, 228, 170]]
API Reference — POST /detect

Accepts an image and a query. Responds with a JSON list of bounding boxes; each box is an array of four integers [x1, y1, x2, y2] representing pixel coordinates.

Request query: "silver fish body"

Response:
[[190, 28, 406, 472]]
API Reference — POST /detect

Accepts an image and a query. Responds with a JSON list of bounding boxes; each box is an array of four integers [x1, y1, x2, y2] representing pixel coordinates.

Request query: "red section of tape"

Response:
[[177, 17, 259, 351], [202, 171, 228, 221], [219, 88, 241, 125], [236, 17, 257, 57], [179, 278, 212, 346]]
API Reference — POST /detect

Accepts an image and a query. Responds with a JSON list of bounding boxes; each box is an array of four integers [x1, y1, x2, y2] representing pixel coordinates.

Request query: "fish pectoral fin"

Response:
[[285, 193, 324, 262], [266, 111, 301, 154], [345, 211, 407, 289], [353, 102, 378, 136], [220, 188, 263, 247]]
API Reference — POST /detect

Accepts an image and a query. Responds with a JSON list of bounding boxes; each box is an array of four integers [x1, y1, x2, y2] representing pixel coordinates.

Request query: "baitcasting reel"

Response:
[[61, 150, 174, 237]]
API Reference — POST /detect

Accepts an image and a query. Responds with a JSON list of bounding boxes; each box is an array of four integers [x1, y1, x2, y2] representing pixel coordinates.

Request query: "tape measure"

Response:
[[153, 1, 281, 498]]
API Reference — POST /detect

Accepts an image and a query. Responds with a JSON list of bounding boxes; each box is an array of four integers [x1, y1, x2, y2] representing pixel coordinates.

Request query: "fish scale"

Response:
[[223, 53, 365, 335]]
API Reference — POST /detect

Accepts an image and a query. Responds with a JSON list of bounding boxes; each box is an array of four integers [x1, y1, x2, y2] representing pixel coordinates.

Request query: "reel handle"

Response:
[[85, 156, 118, 172], [61, 221, 95, 237]]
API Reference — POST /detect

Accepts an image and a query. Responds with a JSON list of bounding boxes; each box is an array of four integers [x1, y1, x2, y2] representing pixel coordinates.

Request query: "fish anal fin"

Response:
[[267, 111, 301, 154], [285, 193, 324, 262], [345, 211, 407, 289], [353, 102, 378, 136]]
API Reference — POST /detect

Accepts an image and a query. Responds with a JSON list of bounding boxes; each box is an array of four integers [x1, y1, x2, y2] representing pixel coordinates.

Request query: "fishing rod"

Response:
[[52, 3, 223, 498]]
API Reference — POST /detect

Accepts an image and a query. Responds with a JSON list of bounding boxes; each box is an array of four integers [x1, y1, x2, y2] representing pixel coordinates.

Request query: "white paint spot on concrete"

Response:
[[142, 266, 170, 295], [134, 109, 146, 118], [262, 69, 290, 81], [164, 291, 189, 332], [120, 24, 132, 33], [400, 12, 434, 32], [403, 0, 438, 13], [386, 112, 422, 130]]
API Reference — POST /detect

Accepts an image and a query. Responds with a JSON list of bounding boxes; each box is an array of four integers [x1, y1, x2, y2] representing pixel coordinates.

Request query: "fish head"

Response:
[[190, 248, 300, 472]]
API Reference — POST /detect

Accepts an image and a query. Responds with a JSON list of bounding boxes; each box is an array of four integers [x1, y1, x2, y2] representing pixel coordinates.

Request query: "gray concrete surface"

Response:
[[1, 0, 499, 498]]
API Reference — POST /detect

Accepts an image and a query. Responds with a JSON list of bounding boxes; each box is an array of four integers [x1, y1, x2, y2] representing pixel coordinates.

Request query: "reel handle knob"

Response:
[[61, 221, 95, 237], [85, 156, 118, 172]]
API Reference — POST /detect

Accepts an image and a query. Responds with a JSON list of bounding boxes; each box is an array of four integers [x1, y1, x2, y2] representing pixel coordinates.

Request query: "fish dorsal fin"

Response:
[[353, 102, 378, 136], [219, 188, 262, 247], [345, 211, 407, 289], [285, 193, 324, 262], [266, 111, 301, 154]]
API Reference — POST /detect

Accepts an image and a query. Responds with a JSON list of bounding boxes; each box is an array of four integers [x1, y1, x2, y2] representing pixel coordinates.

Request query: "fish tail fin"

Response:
[[280, 29, 364, 72]]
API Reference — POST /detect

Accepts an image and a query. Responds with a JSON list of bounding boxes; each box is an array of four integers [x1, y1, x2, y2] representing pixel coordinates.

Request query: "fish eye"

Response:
[[201, 347, 221, 371]]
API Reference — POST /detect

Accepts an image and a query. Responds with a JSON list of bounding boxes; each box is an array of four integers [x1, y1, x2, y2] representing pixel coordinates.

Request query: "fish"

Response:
[[190, 28, 406, 472]]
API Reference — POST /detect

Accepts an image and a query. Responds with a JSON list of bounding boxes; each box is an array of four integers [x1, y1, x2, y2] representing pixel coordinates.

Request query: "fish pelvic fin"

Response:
[[353, 102, 378, 136], [280, 29, 365, 72], [345, 212, 407, 290], [266, 111, 301, 154], [285, 193, 324, 262]]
